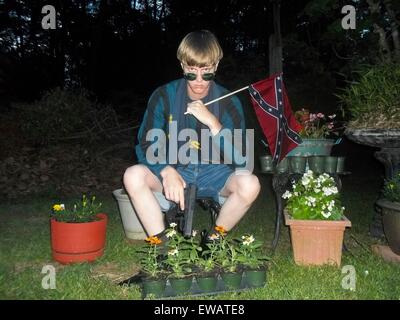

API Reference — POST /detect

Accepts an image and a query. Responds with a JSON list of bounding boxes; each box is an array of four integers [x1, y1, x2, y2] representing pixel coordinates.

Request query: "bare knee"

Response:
[[123, 164, 148, 192], [236, 174, 261, 204]]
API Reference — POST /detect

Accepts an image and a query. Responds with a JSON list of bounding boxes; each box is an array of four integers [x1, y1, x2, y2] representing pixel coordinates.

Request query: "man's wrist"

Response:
[[209, 119, 222, 136], [160, 165, 173, 178]]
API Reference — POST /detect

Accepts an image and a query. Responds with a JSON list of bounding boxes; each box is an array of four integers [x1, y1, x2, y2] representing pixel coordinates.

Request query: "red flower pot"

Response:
[[50, 213, 108, 264]]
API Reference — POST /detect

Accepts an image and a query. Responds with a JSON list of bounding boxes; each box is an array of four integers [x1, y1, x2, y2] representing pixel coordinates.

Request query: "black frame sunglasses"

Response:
[[183, 72, 215, 81]]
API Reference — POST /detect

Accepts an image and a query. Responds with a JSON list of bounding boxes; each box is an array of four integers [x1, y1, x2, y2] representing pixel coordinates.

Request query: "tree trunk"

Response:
[[383, 0, 400, 61], [367, 0, 392, 62], [269, 0, 282, 75]]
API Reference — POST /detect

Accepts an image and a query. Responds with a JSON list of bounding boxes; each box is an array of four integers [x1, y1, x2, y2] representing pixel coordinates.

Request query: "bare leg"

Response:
[[123, 164, 165, 236], [217, 172, 261, 231]]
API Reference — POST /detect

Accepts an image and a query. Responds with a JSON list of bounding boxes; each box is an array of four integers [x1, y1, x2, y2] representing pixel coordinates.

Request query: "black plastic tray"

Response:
[[119, 273, 266, 299]]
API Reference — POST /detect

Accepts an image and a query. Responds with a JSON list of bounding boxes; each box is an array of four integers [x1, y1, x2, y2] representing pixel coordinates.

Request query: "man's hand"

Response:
[[160, 166, 186, 210], [186, 100, 222, 135]]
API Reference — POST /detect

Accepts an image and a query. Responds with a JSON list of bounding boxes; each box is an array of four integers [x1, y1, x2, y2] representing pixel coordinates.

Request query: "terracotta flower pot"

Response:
[[50, 213, 108, 264], [284, 212, 351, 266]]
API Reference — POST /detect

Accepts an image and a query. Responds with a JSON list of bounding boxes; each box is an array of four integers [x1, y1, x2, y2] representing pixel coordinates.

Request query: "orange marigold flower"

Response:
[[214, 225, 227, 235], [145, 236, 162, 245]]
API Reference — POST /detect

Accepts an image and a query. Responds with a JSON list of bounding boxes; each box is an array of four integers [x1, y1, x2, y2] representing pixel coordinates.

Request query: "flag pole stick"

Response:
[[204, 85, 249, 106], [184, 85, 249, 115]]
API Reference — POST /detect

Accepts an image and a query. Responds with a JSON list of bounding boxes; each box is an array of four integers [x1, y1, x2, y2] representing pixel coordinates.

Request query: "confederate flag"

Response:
[[249, 73, 303, 164]]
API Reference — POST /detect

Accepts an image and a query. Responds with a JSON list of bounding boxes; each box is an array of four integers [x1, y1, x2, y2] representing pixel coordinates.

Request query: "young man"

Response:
[[123, 30, 260, 239]]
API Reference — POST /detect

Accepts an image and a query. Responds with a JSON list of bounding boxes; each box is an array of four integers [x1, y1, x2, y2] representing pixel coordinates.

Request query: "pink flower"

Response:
[[317, 113, 325, 118], [309, 113, 317, 121]]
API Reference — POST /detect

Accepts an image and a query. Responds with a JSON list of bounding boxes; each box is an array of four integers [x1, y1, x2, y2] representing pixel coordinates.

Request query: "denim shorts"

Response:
[[176, 164, 234, 201], [153, 164, 234, 210]]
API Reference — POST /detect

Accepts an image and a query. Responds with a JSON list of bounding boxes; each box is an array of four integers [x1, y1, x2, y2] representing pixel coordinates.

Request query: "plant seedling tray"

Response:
[[119, 273, 266, 299]]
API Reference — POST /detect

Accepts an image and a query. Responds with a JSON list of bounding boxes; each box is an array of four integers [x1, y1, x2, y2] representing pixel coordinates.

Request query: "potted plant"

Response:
[[337, 62, 400, 237], [50, 195, 108, 264], [136, 236, 167, 298], [287, 108, 343, 157], [235, 234, 270, 288], [282, 170, 351, 266], [210, 226, 243, 290], [376, 172, 400, 255], [194, 236, 220, 293], [162, 223, 196, 295]]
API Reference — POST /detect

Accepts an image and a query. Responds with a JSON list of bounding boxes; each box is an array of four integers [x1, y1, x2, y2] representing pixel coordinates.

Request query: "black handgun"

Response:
[[181, 183, 197, 237], [165, 184, 197, 237]]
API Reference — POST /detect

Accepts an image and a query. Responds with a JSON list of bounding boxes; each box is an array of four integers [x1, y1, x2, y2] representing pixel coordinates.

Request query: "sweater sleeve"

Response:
[[135, 88, 170, 181], [211, 95, 250, 170]]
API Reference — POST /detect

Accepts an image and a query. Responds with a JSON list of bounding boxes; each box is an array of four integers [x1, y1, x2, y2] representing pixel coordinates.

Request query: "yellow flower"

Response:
[[52, 204, 65, 211], [189, 140, 201, 150]]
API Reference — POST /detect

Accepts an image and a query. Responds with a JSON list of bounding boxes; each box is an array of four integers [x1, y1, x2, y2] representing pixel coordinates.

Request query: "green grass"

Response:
[[0, 172, 399, 300]]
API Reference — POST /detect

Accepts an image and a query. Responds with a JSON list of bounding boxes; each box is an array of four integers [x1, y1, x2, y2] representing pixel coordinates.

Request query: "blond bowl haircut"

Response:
[[177, 30, 223, 67]]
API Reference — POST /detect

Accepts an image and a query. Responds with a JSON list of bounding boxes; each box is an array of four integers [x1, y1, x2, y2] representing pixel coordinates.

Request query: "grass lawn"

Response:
[[0, 171, 399, 300]]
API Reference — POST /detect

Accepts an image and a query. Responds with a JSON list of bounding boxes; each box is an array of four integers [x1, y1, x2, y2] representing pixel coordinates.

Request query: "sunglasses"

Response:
[[183, 72, 215, 81]]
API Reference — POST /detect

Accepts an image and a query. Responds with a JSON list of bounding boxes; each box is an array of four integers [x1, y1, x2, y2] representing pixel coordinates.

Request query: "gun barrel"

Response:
[[183, 184, 197, 237]]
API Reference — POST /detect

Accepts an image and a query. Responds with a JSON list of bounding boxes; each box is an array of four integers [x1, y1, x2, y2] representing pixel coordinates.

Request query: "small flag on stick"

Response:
[[198, 73, 303, 164], [249, 73, 302, 164]]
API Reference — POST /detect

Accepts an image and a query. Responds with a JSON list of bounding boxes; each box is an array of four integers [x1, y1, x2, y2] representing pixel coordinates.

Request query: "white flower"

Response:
[[192, 230, 197, 237], [168, 248, 179, 256], [323, 186, 338, 196], [169, 222, 177, 228], [308, 196, 316, 202], [209, 233, 220, 240], [301, 177, 311, 186], [321, 211, 331, 218], [166, 229, 177, 238], [60, 204, 65, 210], [242, 235, 255, 246], [282, 191, 292, 199]]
